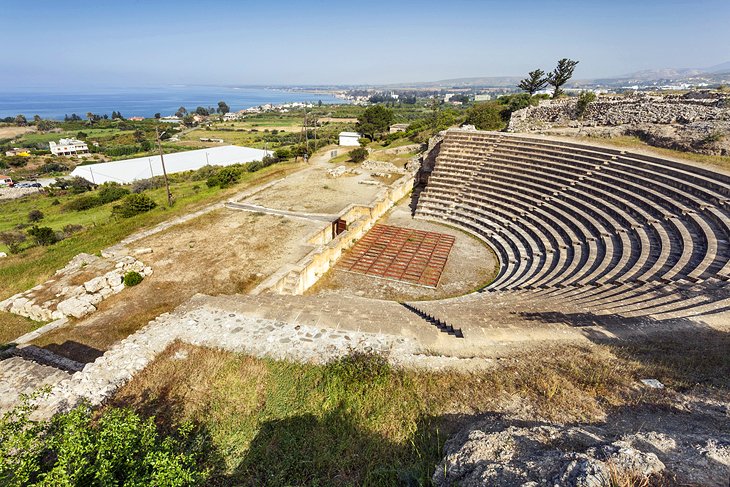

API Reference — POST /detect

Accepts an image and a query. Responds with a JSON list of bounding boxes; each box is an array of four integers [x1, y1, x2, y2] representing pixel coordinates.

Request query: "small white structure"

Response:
[[70, 145, 271, 185], [474, 94, 492, 102], [338, 132, 361, 147], [49, 138, 89, 156], [389, 123, 409, 134]]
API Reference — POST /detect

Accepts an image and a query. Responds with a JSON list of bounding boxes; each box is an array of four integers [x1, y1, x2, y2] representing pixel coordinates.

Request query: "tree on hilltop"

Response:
[[547, 58, 579, 98], [175, 106, 187, 118], [518, 69, 548, 95], [14, 114, 27, 126]]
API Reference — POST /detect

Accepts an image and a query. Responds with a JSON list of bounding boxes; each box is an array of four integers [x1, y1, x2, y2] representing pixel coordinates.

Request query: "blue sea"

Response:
[[0, 86, 345, 120]]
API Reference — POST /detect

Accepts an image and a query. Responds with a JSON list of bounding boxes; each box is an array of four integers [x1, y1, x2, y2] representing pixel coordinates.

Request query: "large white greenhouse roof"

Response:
[[70, 145, 270, 184]]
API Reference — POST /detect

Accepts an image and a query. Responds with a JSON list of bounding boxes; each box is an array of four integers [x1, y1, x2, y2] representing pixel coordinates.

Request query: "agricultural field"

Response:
[[0, 161, 303, 300]]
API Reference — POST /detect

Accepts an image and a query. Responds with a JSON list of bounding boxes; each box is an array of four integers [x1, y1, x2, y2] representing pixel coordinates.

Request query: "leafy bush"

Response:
[[4, 155, 28, 167], [62, 224, 84, 238], [274, 147, 291, 160], [123, 270, 143, 286], [0, 399, 208, 486], [465, 102, 507, 131], [246, 155, 278, 173], [349, 147, 369, 163], [190, 165, 219, 181], [576, 91, 597, 118], [64, 195, 101, 212], [131, 176, 166, 193], [27, 210, 44, 222], [206, 166, 242, 188], [112, 193, 157, 218], [97, 182, 130, 204], [104, 144, 140, 157], [27, 226, 58, 246], [38, 162, 69, 174], [0, 231, 26, 253], [51, 176, 96, 194]]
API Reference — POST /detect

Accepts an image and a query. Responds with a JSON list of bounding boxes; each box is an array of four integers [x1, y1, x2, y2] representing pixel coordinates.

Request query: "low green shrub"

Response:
[[112, 193, 157, 218], [0, 231, 26, 254], [64, 195, 101, 212], [27, 210, 44, 222], [206, 166, 242, 188], [131, 176, 166, 193], [0, 399, 208, 486], [27, 226, 58, 246], [97, 182, 130, 204], [123, 270, 143, 286], [576, 91, 597, 118], [349, 147, 369, 163]]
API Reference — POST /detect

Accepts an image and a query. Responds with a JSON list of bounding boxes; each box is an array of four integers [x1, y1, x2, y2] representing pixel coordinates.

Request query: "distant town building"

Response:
[[444, 93, 455, 102], [338, 132, 362, 146], [5, 148, 31, 157], [474, 94, 492, 101], [199, 137, 224, 143], [128, 116, 144, 121], [389, 123, 409, 134], [223, 112, 241, 121], [160, 116, 182, 124], [49, 138, 89, 156]]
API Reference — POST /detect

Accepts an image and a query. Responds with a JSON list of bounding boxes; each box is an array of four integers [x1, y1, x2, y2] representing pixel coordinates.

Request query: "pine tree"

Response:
[[518, 69, 548, 95]]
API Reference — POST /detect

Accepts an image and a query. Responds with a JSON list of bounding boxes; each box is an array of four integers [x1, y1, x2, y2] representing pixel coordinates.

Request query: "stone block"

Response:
[[83, 276, 108, 294], [56, 297, 96, 319]]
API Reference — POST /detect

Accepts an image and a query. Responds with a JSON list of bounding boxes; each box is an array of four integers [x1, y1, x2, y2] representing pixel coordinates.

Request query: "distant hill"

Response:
[[376, 61, 730, 90], [386, 76, 522, 89]]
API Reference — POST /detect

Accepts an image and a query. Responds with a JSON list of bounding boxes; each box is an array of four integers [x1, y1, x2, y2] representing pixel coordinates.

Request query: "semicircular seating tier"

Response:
[[414, 129, 730, 321]]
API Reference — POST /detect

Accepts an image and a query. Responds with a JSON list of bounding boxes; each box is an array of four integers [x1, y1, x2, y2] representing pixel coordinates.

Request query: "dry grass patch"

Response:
[[0, 311, 44, 345], [576, 134, 730, 171], [110, 340, 663, 484]]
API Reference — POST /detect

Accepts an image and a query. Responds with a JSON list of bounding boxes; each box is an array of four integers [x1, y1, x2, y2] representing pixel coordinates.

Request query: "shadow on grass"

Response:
[[221, 407, 442, 487]]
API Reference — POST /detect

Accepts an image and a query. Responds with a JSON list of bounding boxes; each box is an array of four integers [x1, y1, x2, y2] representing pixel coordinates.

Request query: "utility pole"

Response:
[[156, 125, 173, 207]]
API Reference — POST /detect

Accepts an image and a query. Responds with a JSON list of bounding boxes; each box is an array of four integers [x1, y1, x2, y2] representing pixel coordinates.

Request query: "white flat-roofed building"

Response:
[[49, 138, 89, 156], [338, 131, 361, 146], [70, 145, 271, 185]]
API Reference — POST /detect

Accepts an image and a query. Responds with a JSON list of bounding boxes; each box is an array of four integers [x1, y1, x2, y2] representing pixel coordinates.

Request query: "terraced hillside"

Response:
[[415, 129, 730, 322]]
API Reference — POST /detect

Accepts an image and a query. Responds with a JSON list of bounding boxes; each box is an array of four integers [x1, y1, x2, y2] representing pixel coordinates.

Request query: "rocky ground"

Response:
[[434, 391, 730, 486], [508, 92, 730, 157]]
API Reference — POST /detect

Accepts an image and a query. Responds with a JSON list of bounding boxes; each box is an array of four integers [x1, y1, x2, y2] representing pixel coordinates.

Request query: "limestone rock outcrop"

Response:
[[508, 92, 730, 156], [0, 253, 152, 322]]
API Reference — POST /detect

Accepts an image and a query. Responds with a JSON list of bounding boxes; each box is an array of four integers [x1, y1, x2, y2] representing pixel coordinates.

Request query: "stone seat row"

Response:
[[415, 130, 730, 318]]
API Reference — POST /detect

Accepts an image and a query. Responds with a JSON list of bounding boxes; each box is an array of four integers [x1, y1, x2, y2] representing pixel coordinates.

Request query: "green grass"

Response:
[[109, 328, 729, 485], [18, 128, 127, 146], [0, 311, 44, 345], [0, 162, 300, 300], [113, 339, 696, 485]]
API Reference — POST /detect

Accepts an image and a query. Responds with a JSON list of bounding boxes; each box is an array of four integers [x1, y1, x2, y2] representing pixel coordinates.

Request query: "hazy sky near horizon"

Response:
[[2, 0, 728, 90]]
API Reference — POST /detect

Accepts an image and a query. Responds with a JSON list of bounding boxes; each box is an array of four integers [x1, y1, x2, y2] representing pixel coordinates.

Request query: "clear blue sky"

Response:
[[2, 0, 728, 89]]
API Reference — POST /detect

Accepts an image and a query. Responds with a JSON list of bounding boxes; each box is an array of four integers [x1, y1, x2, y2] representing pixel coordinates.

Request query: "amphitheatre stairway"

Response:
[[414, 129, 730, 323]]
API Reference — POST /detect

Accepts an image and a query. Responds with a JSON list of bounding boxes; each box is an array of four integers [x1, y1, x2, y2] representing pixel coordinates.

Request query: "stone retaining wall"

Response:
[[253, 170, 417, 295], [507, 92, 730, 156], [508, 92, 729, 132], [0, 253, 151, 321]]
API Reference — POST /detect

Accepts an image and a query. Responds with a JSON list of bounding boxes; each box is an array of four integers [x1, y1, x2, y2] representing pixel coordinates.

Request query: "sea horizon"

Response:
[[0, 85, 346, 120]]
